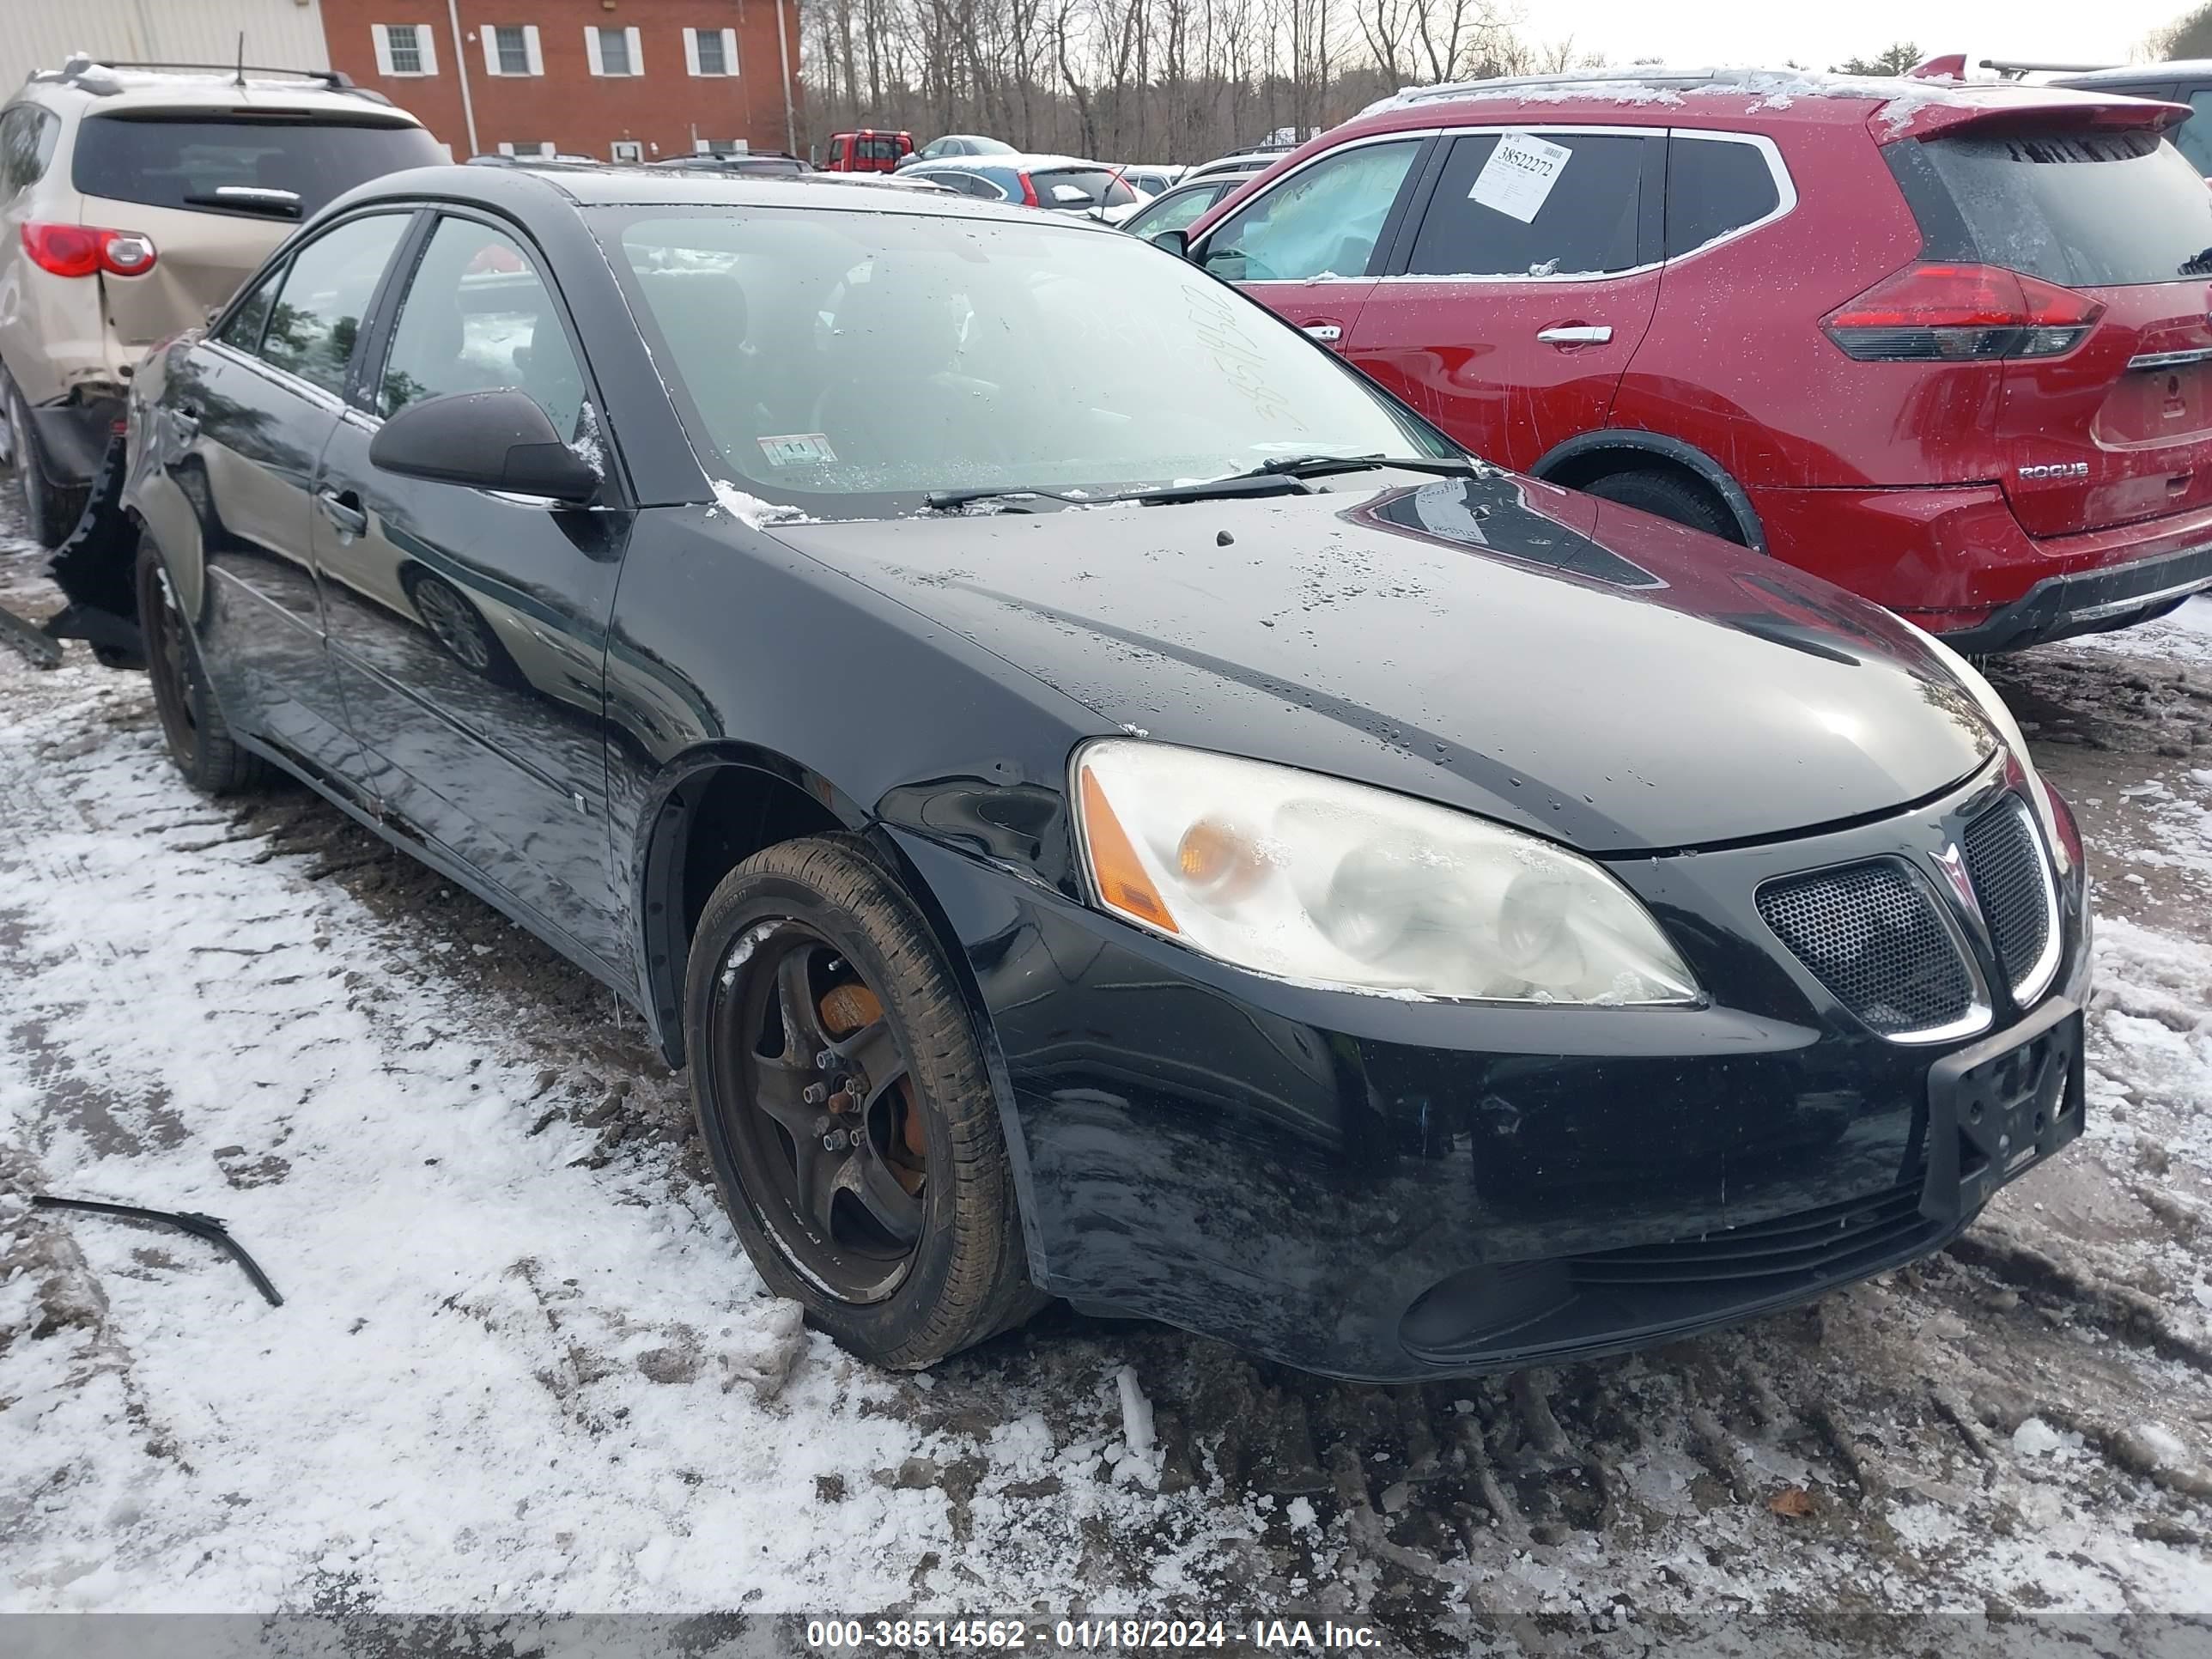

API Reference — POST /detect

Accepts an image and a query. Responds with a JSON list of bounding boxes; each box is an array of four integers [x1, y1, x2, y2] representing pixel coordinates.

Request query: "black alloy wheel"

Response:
[[136, 536, 265, 795], [686, 835, 1043, 1367]]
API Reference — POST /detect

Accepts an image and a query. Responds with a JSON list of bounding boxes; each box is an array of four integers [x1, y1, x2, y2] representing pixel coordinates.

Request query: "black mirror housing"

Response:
[[1154, 228, 1190, 260], [368, 389, 599, 504]]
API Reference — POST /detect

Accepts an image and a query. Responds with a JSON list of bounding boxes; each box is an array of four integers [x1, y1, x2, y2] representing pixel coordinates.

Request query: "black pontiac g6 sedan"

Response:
[[103, 164, 2089, 1380]]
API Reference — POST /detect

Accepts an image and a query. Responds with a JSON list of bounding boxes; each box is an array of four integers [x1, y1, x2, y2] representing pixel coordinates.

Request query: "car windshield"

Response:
[[597, 205, 1449, 517], [72, 113, 446, 217]]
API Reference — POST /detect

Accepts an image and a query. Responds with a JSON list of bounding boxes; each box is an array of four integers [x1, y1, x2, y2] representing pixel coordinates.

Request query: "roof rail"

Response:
[[34, 54, 368, 95], [1976, 58, 2120, 75]]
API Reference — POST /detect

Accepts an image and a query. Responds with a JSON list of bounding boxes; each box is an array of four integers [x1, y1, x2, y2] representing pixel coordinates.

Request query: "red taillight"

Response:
[[21, 222, 158, 279], [1018, 172, 1039, 207], [1822, 263, 2102, 362]]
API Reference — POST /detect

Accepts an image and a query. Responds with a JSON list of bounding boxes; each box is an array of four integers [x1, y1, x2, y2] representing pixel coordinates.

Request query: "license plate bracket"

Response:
[[1921, 999, 2084, 1224]]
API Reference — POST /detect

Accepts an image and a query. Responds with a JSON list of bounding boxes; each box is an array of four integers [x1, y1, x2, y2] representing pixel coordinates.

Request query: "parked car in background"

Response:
[[1120, 173, 1245, 243], [100, 161, 2087, 1382], [1184, 143, 1291, 182], [0, 53, 442, 545], [1182, 69, 2212, 650], [904, 153, 1138, 212], [895, 134, 1013, 169], [2047, 62, 2212, 175], [652, 152, 812, 177], [1119, 163, 1188, 197], [822, 130, 913, 173]]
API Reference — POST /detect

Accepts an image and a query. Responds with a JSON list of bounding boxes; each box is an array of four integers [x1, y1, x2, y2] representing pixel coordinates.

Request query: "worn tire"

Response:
[[685, 834, 1043, 1368], [3, 370, 87, 550], [137, 536, 268, 796], [1581, 466, 1742, 544]]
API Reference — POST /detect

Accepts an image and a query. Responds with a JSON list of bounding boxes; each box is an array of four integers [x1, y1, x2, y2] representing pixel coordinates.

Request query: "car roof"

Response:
[[1342, 65, 2188, 142], [17, 58, 416, 120], [327, 161, 1121, 224], [912, 151, 1111, 172], [2051, 60, 2212, 87]]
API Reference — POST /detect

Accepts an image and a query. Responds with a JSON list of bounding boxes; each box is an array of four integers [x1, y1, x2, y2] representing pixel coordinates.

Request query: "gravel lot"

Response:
[[3, 501, 2210, 1652]]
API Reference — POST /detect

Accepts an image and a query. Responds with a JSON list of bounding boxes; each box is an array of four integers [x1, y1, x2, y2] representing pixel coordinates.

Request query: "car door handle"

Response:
[[1302, 323, 1343, 343], [315, 488, 367, 538], [1536, 325, 1613, 346]]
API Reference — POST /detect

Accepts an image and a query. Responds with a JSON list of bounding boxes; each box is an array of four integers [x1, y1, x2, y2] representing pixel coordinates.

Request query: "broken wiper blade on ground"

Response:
[[32, 1193, 285, 1307]]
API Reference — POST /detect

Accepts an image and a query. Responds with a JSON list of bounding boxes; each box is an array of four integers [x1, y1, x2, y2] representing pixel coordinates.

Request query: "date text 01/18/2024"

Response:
[[805, 1619, 1384, 1650]]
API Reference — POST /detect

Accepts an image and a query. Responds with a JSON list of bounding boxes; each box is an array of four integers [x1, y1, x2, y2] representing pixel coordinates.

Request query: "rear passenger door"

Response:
[[1341, 127, 1663, 471], [1192, 137, 1430, 355]]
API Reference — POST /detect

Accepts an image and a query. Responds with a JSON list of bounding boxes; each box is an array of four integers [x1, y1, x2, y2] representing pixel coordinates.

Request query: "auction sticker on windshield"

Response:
[[759, 433, 840, 465], [1469, 131, 1571, 223]]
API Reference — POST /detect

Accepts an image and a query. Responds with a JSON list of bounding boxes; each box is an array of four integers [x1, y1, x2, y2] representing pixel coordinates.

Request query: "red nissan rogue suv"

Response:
[[1181, 70, 2212, 649]]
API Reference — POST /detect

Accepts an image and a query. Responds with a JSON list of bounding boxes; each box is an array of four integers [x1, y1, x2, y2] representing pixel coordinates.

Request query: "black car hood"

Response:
[[772, 472, 1998, 854]]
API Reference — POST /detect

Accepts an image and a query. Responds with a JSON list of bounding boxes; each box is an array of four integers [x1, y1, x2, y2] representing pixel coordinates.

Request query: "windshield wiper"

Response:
[[1129, 452, 1479, 504], [924, 486, 1098, 512]]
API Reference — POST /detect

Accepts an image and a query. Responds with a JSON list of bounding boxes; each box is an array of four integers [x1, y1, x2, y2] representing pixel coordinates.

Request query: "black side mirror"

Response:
[[369, 389, 599, 504], [1154, 228, 1191, 260]]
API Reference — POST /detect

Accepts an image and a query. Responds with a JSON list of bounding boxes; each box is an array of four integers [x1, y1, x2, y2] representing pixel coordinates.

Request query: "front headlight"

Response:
[[1071, 740, 1699, 1005]]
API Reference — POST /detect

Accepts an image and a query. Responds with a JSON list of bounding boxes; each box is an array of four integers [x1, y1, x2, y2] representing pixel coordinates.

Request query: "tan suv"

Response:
[[0, 55, 443, 544]]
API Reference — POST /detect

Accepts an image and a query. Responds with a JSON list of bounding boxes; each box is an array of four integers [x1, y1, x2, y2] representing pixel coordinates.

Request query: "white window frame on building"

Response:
[[695, 138, 751, 155], [371, 24, 439, 76], [585, 26, 645, 76], [482, 25, 544, 76], [611, 140, 644, 163], [496, 141, 556, 159], [684, 28, 739, 77]]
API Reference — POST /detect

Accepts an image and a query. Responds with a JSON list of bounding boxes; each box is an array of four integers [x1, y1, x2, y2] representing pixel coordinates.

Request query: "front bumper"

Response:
[[890, 762, 2092, 1382]]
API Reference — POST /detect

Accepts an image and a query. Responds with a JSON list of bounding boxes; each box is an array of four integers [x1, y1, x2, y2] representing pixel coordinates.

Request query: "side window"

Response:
[[2178, 92, 2212, 176], [1402, 131, 1650, 278], [377, 216, 588, 441], [828, 137, 848, 167], [1665, 135, 1783, 258], [0, 106, 56, 197], [1135, 184, 1224, 242], [1200, 139, 1423, 282], [218, 263, 285, 353], [258, 214, 410, 394]]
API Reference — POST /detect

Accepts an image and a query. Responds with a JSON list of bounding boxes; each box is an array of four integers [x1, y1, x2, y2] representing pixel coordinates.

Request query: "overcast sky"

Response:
[[1521, 1, 2191, 72]]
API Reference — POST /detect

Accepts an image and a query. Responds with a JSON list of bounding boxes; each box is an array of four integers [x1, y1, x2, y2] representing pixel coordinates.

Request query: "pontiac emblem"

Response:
[[1930, 842, 1981, 923]]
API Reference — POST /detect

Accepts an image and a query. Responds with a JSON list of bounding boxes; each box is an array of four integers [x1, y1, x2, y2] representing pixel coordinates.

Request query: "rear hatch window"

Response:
[[1033, 168, 1137, 210], [73, 113, 445, 219], [1905, 126, 2212, 287]]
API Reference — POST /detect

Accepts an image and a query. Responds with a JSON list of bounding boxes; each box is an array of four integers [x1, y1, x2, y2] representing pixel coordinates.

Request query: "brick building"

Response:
[[317, 0, 803, 162]]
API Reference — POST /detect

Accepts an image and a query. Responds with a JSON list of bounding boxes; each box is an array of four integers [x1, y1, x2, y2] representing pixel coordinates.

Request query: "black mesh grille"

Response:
[[1758, 862, 1977, 1036], [1963, 798, 2053, 996]]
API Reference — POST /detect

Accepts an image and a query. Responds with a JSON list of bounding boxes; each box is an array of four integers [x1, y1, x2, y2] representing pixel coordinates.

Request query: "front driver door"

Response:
[[311, 210, 631, 973], [1191, 137, 1431, 356], [1342, 127, 1664, 471]]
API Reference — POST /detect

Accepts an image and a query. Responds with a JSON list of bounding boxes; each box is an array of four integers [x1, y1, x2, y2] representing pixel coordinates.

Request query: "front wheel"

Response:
[[685, 835, 1042, 1368]]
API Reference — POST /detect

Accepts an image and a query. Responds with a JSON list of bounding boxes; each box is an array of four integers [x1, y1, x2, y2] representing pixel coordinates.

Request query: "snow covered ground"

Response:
[[3, 508, 2212, 1651]]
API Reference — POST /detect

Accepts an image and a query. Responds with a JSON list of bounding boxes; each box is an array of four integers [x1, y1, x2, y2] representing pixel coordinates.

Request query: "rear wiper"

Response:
[[1129, 452, 1479, 504], [183, 185, 303, 219]]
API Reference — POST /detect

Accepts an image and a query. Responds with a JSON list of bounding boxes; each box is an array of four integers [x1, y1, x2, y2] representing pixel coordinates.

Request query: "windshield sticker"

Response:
[[757, 433, 840, 466], [1468, 131, 1571, 223]]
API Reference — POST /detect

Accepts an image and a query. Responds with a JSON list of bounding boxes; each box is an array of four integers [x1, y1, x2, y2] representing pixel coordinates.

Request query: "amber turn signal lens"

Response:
[[1079, 765, 1178, 934], [1176, 817, 1263, 900]]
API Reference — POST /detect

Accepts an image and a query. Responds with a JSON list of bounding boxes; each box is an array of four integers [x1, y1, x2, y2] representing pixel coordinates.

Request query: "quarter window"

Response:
[[2179, 91, 2212, 175], [1402, 131, 1649, 278], [217, 264, 284, 354], [1665, 135, 1782, 258], [0, 106, 57, 196], [378, 216, 588, 442], [1200, 139, 1422, 282], [256, 214, 411, 395]]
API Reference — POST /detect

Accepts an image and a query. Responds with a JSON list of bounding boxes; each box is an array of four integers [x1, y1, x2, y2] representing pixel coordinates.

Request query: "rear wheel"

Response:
[[137, 537, 267, 796], [686, 835, 1042, 1368], [1580, 466, 1741, 544], [1, 370, 88, 549]]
